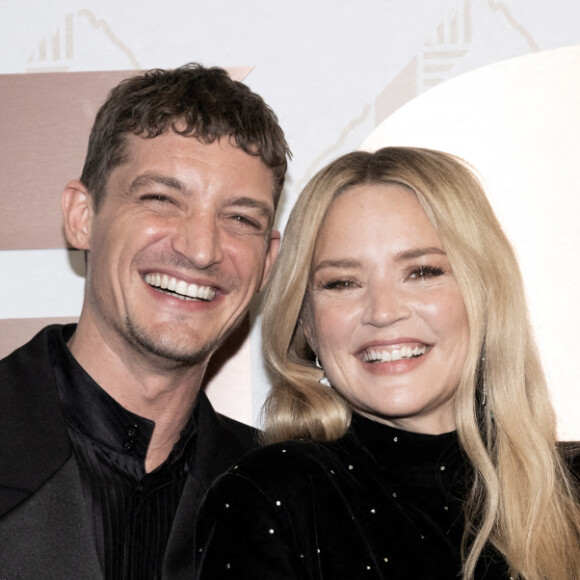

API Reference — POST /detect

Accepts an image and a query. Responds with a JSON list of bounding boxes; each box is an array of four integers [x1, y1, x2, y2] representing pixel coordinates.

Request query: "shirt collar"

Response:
[[49, 324, 197, 468]]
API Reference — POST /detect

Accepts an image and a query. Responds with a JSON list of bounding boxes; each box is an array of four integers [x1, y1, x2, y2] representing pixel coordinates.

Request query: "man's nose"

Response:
[[171, 214, 224, 269]]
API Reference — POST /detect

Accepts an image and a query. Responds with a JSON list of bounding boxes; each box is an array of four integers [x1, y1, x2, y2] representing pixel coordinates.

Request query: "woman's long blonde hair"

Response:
[[261, 147, 580, 579]]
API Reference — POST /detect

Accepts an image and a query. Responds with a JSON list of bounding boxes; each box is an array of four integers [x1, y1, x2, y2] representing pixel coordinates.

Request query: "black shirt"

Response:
[[50, 326, 197, 580]]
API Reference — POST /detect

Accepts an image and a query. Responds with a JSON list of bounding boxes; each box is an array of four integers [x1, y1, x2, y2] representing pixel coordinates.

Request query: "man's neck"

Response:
[[68, 319, 209, 472]]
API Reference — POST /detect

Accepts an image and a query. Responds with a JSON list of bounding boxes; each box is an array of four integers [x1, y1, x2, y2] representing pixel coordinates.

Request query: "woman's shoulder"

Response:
[[212, 436, 356, 499], [558, 440, 580, 479], [232, 438, 343, 477]]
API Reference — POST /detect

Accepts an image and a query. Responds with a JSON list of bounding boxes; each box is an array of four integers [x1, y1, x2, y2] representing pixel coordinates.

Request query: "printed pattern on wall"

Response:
[[26, 10, 141, 73], [374, 0, 540, 125]]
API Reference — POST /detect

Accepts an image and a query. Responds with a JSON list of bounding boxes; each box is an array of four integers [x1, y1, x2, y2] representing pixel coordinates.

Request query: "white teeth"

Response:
[[144, 273, 216, 301], [362, 345, 427, 363], [175, 280, 187, 295]]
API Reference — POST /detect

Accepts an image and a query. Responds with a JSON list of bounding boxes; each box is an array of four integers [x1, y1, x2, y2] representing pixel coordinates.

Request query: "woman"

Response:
[[195, 147, 580, 579]]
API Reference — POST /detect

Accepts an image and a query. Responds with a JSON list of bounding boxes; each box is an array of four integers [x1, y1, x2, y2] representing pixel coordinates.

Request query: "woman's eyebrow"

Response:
[[311, 259, 361, 274], [313, 248, 446, 272], [394, 247, 446, 261]]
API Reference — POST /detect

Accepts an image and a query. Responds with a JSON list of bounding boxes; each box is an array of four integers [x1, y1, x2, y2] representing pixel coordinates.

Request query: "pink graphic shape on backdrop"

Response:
[[0, 66, 252, 250]]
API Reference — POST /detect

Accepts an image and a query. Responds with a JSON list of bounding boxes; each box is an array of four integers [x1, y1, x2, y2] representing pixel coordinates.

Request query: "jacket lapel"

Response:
[[0, 326, 71, 517], [0, 457, 102, 579], [0, 325, 101, 577]]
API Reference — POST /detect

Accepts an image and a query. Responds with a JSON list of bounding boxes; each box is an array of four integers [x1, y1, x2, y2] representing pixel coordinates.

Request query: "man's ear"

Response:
[[62, 180, 92, 250], [258, 229, 281, 292]]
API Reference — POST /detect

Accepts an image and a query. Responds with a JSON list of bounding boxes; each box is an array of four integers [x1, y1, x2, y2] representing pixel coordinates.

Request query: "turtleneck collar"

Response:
[[347, 412, 466, 491]]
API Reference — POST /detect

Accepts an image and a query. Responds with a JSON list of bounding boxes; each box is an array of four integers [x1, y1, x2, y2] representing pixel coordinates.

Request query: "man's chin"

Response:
[[125, 318, 219, 367]]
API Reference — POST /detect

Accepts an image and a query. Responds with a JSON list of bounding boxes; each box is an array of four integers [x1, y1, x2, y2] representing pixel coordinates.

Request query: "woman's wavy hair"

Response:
[[261, 147, 580, 579]]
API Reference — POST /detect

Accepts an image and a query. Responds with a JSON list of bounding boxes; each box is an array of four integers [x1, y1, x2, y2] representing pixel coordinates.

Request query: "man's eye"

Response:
[[141, 194, 172, 203], [230, 215, 261, 229]]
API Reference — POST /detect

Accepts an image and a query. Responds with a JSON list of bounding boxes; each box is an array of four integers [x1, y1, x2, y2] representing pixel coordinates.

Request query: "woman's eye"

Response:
[[321, 279, 355, 290], [409, 265, 445, 280]]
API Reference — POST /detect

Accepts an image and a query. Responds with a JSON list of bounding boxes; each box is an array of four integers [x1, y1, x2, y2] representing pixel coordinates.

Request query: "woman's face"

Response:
[[303, 183, 469, 434]]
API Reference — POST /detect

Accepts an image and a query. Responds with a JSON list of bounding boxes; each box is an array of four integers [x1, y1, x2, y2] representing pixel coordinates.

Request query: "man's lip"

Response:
[[141, 270, 223, 291], [142, 270, 223, 302]]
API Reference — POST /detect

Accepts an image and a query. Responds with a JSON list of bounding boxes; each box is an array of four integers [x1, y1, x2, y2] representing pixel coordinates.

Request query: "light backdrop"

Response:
[[1, 0, 579, 436]]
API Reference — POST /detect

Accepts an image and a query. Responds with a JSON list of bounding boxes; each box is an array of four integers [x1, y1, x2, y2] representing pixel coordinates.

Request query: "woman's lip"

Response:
[[362, 344, 429, 363], [356, 338, 429, 356], [361, 351, 428, 375]]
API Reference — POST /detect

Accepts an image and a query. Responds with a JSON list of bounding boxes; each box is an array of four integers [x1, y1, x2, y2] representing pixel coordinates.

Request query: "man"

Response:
[[0, 63, 289, 579]]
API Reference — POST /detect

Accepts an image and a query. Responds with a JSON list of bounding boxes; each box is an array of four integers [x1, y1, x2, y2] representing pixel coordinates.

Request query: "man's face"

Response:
[[82, 133, 279, 366]]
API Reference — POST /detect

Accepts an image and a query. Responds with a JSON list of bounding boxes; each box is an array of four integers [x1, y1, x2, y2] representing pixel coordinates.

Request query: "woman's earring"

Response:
[[315, 356, 332, 387]]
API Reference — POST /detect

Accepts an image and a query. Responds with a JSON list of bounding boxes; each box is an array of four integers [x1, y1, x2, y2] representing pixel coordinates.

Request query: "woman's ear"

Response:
[[61, 180, 92, 250], [299, 302, 318, 354]]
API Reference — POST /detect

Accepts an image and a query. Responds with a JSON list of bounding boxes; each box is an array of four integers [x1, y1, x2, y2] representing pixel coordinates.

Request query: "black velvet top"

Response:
[[195, 413, 511, 579]]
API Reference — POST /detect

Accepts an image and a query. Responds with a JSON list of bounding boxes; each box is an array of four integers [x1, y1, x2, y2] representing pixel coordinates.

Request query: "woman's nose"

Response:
[[361, 282, 411, 327]]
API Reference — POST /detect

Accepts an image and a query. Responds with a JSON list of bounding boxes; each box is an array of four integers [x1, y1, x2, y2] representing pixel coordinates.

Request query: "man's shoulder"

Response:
[[0, 324, 66, 405], [0, 325, 72, 517], [190, 392, 260, 485], [212, 410, 258, 449], [195, 390, 258, 447], [0, 324, 68, 376], [0, 324, 68, 417]]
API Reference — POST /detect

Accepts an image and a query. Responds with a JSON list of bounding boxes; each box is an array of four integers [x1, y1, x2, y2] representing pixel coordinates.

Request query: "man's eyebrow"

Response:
[[128, 173, 187, 194]]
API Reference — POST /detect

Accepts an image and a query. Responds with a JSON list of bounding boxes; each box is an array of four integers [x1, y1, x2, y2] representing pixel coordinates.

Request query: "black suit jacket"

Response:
[[0, 326, 258, 579]]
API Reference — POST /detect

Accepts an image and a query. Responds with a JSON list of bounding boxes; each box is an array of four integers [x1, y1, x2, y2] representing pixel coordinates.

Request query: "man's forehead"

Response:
[[111, 133, 276, 205], [120, 131, 263, 168]]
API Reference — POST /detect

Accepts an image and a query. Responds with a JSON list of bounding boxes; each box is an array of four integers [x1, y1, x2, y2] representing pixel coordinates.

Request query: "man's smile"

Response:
[[144, 272, 216, 302]]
